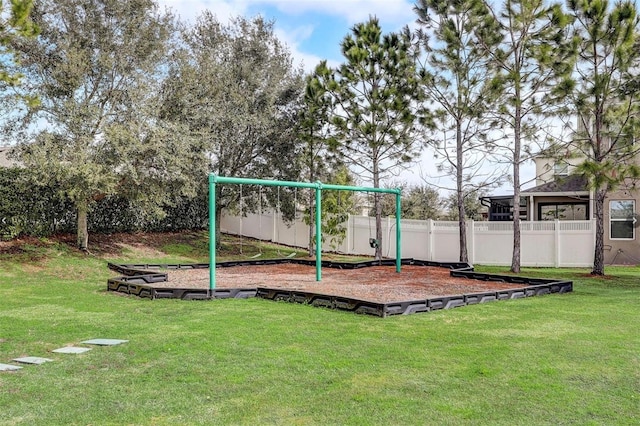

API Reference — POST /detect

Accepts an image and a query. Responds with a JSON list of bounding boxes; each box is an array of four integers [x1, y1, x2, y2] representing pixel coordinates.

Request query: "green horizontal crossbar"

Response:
[[210, 175, 401, 195]]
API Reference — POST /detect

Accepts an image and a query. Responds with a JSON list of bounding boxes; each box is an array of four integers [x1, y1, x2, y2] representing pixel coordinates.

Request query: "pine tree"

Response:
[[320, 17, 422, 260], [567, 0, 640, 275], [299, 64, 335, 256], [475, 0, 576, 272], [414, 0, 504, 263]]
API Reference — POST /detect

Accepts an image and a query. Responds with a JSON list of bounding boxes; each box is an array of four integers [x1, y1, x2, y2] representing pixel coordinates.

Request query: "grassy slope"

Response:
[[0, 233, 638, 425]]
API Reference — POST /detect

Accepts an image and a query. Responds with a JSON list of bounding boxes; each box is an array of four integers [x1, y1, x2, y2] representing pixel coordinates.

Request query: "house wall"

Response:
[[531, 151, 639, 264], [533, 156, 584, 186], [603, 188, 640, 264], [220, 212, 599, 267]]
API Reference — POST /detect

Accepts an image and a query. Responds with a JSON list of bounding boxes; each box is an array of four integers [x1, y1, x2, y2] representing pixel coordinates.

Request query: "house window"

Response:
[[610, 200, 635, 240], [539, 203, 588, 220], [553, 163, 568, 176]]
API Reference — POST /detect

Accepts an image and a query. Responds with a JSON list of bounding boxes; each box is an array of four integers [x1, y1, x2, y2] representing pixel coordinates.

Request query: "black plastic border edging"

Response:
[[106, 259, 573, 317]]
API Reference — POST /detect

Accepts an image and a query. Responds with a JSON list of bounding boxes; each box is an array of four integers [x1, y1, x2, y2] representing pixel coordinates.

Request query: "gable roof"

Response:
[[522, 174, 589, 194]]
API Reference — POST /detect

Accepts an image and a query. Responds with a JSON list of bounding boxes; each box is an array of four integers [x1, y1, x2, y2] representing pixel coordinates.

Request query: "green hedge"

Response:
[[0, 168, 208, 239], [0, 168, 73, 238]]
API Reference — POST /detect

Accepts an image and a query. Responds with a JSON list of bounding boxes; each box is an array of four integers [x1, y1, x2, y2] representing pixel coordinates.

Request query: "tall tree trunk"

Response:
[[592, 188, 606, 275], [511, 104, 522, 274], [458, 193, 468, 263], [76, 202, 89, 251], [591, 93, 605, 275], [456, 119, 468, 263]]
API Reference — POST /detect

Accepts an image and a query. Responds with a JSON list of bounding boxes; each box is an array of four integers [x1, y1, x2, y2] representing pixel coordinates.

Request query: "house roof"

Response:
[[522, 174, 589, 194]]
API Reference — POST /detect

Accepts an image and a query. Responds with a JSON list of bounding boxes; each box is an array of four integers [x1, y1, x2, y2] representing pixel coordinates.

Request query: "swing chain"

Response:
[[367, 191, 379, 248]]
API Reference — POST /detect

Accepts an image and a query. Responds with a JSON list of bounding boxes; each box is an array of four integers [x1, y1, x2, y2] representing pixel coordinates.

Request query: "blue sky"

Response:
[[157, 0, 418, 71]]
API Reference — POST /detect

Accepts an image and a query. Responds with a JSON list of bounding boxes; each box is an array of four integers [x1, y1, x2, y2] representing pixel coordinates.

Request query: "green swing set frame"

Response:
[[208, 174, 402, 290]]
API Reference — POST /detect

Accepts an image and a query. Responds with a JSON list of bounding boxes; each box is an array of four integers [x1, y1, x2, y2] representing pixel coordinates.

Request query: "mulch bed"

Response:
[[157, 264, 525, 304]]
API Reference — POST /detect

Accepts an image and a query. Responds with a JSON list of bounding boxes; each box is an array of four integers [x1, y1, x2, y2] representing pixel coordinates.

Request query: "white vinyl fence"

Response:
[[220, 211, 595, 267]]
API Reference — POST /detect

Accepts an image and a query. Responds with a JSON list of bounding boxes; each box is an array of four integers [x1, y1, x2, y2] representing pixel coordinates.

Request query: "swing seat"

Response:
[[286, 252, 296, 258], [249, 253, 262, 259], [369, 238, 379, 248]]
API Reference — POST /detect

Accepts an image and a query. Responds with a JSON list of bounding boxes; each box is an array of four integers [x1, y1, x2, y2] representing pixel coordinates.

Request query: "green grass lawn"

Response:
[[1, 232, 639, 425]]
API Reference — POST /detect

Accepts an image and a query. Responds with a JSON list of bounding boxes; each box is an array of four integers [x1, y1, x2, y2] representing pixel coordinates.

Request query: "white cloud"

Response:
[[160, 1, 416, 27], [158, 0, 347, 72], [255, 0, 415, 26], [157, 0, 416, 74], [273, 26, 322, 71], [274, 25, 341, 72]]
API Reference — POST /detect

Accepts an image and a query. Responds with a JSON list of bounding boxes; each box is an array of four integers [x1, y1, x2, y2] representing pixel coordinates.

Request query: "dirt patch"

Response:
[[152, 264, 524, 304], [0, 236, 49, 255], [115, 243, 167, 259], [0, 231, 205, 257], [577, 273, 615, 280], [87, 231, 204, 256]]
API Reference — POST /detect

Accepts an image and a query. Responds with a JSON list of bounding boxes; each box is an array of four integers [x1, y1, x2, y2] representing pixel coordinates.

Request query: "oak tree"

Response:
[[160, 13, 304, 246], [6, 0, 183, 250]]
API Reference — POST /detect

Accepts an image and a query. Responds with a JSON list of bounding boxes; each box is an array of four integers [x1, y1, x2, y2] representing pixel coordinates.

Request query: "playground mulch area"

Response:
[[159, 264, 523, 303]]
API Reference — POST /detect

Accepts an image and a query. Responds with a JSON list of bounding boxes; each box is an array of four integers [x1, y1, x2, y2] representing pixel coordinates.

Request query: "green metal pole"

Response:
[[209, 174, 216, 290], [395, 190, 401, 273], [213, 176, 398, 195], [321, 183, 395, 193], [315, 183, 322, 281], [213, 176, 318, 190]]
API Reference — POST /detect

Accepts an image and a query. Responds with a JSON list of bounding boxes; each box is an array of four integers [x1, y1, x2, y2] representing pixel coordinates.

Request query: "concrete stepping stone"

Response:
[[52, 347, 92, 354], [12, 356, 54, 365], [80, 339, 128, 346], [0, 363, 22, 371]]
